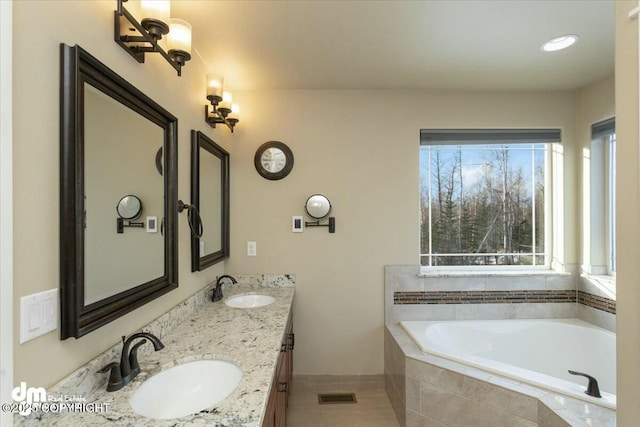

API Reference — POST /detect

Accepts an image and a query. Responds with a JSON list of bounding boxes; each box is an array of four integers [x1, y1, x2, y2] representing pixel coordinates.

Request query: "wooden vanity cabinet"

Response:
[[263, 313, 294, 427]]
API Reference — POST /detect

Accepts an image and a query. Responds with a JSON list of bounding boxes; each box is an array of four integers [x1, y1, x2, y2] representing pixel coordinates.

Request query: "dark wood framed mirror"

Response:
[[60, 44, 178, 339], [190, 130, 230, 271]]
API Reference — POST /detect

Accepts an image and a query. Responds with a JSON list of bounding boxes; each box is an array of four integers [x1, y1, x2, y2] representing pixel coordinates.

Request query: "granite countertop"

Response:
[[29, 284, 294, 426]]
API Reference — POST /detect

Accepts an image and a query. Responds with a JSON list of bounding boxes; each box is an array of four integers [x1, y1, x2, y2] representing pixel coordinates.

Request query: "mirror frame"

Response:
[[60, 44, 178, 339], [190, 130, 230, 271]]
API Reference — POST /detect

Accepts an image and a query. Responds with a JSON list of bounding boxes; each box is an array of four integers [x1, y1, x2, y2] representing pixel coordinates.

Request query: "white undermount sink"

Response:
[[129, 359, 242, 419], [225, 294, 275, 308]]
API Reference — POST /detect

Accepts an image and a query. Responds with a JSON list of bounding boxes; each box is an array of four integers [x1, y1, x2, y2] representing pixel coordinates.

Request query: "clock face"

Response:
[[261, 147, 286, 173], [254, 141, 294, 180]]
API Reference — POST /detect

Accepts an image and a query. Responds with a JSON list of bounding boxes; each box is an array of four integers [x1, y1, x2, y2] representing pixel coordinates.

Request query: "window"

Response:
[[420, 129, 559, 268], [607, 133, 616, 273], [588, 118, 616, 275]]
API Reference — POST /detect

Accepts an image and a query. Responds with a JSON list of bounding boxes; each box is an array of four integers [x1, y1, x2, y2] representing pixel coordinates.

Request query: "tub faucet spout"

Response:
[[568, 370, 602, 398]]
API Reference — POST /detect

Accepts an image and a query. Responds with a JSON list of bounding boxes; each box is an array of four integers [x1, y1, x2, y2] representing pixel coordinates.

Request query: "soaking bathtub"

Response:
[[400, 318, 616, 409]]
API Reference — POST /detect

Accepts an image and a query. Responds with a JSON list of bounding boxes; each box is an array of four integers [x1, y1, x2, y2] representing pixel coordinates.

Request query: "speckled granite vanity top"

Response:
[[22, 280, 294, 427]]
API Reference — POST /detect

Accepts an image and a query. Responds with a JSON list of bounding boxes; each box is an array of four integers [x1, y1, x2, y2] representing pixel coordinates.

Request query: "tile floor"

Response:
[[286, 375, 400, 427]]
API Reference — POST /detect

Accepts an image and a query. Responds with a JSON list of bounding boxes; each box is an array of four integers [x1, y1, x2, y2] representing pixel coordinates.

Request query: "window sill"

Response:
[[580, 273, 616, 300], [419, 268, 569, 278]]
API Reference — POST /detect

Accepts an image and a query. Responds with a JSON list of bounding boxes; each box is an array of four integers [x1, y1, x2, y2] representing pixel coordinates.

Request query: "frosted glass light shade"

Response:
[[228, 104, 240, 121], [219, 91, 233, 110], [167, 19, 192, 55], [206, 74, 224, 101], [140, 0, 170, 23]]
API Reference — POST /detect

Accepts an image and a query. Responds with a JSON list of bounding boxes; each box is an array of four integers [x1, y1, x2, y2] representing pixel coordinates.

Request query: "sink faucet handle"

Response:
[[568, 370, 602, 398], [98, 362, 124, 392]]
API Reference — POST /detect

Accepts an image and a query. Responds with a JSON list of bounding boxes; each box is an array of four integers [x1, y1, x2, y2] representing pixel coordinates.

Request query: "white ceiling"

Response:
[[172, 0, 614, 91]]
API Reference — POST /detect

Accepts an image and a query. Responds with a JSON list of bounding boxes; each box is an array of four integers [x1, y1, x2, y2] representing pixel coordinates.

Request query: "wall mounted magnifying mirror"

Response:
[[116, 195, 145, 234], [117, 195, 142, 219], [190, 130, 230, 271], [304, 194, 336, 233], [60, 44, 178, 339], [305, 194, 331, 219]]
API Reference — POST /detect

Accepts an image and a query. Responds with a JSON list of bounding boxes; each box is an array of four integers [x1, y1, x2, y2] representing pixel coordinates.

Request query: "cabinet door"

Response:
[[275, 349, 287, 427], [262, 376, 277, 427], [285, 317, 294, 407], [263, 312, 294, 427]]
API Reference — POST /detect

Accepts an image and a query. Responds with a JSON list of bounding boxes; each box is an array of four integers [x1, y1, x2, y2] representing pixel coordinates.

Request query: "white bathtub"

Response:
[[400, 318, 616, 409]]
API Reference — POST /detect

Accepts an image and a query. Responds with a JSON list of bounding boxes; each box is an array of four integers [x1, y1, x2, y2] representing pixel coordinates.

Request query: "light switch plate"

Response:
[[146, 216, 158, 233], [20, 289, 58, 343], [292, 216, 304, 232]]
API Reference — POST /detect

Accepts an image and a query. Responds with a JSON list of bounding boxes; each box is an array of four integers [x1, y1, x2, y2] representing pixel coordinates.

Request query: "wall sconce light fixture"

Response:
[[205, 74, 240, 132], [115, 0, 192, 76]]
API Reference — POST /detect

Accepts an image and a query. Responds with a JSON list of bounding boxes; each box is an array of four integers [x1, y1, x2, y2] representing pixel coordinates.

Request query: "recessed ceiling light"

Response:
[[541, 34, 579, 52]]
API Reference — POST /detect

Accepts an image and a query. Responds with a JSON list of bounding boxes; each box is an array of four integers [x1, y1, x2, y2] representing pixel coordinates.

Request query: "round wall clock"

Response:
[[254, 141, 294, 180]]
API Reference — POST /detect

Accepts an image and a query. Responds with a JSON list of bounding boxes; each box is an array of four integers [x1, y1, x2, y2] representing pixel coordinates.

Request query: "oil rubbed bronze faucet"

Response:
[[212, 275, 237, 302], [568, 370, 602, 398], [98, 332, 165, 392]]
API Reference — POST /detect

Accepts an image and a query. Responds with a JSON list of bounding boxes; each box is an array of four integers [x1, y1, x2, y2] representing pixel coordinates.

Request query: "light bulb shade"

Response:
[[228, 103, 240, 120], [206, 74, 224, 102], [140, 0, 170, 23], [219, 91, 233, 110], [167, 19, 192, 56]]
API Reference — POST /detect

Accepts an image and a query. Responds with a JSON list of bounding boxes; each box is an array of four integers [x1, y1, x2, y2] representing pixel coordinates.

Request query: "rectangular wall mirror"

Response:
[[190, 130, 230, 271], [60, 44, 178, 339]]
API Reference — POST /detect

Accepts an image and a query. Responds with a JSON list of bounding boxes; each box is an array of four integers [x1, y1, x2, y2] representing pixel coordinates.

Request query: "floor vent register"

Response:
[[317, 393, 357, 404]]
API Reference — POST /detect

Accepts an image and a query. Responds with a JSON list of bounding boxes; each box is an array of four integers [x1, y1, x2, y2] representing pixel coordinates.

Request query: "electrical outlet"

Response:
[[247, 241, 257, 256]]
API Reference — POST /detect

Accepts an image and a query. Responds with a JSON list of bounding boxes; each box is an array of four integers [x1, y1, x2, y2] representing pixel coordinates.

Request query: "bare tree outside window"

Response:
[[420, 143, 546, 267]]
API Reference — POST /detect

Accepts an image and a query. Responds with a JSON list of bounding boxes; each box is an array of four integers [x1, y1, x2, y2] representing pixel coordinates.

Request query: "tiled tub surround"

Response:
[[577, 275, 616, 332], [385, 265, 616, 331], [385, 324, 616, 427], [385, 266, 579, 325], [384, 266, 617, 426], [17, 274, 295, 427]]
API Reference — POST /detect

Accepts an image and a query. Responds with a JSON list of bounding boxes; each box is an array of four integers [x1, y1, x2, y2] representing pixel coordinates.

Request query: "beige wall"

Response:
[[13, 1, 229, 388], [225, 89, 577, 375], [615, 1, 640, 424], [575, 75, 615, 273]]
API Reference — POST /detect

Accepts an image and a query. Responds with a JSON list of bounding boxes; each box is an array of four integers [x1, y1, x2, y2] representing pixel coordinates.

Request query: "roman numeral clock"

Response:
[[254, 141, 294, 180]]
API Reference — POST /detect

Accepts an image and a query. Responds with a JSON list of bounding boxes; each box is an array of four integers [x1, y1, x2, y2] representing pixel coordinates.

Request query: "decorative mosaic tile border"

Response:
[[394, 290, 577, 305], [394, 289, 616, 314], [578, 290, 616, 315]]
